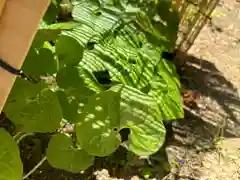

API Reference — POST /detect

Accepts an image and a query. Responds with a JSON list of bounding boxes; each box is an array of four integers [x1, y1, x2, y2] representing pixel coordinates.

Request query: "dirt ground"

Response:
[[2, 0, 239, 179]]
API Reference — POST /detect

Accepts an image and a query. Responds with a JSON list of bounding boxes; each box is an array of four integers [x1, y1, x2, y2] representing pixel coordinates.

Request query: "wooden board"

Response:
[[0, 0, 6, 16], [0, 0, 50, 112]]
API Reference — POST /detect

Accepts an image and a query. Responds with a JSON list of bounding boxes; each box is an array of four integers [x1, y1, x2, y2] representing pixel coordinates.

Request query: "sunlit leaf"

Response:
[[76, 90, 121, 156], [4, 79, 62, 133], [110, 84, 166, 156]]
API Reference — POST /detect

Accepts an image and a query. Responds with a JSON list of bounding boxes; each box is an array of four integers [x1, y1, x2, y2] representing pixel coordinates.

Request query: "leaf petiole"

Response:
[[22, 156, 47, 180], [14, 132, 35, 144]]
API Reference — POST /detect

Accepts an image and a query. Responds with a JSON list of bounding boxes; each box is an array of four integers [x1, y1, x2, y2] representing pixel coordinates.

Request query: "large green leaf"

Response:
[[148, 59, 184, 120], [46, 133, 94, 172], [4, 79, 62, 133], [0, 129, 23, 180], [64, 1, 182, 155], [75, 90, 121, 156], [110, 84, 166, 156], [80, 44, 183, 121]]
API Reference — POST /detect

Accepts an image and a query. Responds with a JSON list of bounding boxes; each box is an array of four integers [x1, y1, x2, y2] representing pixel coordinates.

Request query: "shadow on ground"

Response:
[[165, 52, 240, 179], [178, 52, 239, 136]]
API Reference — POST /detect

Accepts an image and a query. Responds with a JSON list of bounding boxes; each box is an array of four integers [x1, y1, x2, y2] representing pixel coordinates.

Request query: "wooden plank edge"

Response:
[[0, 0, 50, 112]]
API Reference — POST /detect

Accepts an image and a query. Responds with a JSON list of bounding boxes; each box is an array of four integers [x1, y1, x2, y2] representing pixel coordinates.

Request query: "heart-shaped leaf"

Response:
[[4, 79, 62, 133], [76, 90, 121, 156], [47, 133, 94, 172]]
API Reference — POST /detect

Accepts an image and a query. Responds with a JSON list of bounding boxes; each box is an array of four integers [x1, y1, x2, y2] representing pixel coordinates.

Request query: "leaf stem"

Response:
[[16, 133, 34, 144], [13, 131, 23, 140], [22, 156, 47, 180]]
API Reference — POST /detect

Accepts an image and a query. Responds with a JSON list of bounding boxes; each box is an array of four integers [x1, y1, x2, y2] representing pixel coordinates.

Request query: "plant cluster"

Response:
[[0, 0, 183, 179]]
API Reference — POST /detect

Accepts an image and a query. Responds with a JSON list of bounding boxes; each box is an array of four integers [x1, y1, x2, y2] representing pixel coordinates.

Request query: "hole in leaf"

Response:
[[93, 70, 112, 86], [163, 120, 173, 142], [139, 41, 143, 48], [86, 41, 97, 50], [119, 128, 130, 142], [122, 69, 129, 76], [161, 51, 177, 61], [113, 127, 118, 131], [49, 41, 55, 46], [57, 12, 73, 22], [94, 11, 102, 16], [128, 59, 136, 64], [140, 85, 151, 94], [113, 29, 118, 37]]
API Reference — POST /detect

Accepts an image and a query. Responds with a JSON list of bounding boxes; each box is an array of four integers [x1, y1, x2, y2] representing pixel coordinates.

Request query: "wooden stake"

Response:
[[0, 0, 50, 112]]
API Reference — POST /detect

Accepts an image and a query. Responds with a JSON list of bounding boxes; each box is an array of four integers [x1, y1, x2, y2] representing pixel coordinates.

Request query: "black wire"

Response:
[[0, 58, 23, 76], [0, 57, 38, 83]]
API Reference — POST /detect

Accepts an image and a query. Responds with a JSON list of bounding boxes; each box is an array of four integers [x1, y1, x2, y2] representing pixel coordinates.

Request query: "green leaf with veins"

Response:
[[149, 60, 183, 120], [4, 78, 62, 133], [76, 90, 121, 156], [61, 1, 182, 156], [0, 129, 23, 180], [47, 133, 94, 172], [110, 84, 166, 156]]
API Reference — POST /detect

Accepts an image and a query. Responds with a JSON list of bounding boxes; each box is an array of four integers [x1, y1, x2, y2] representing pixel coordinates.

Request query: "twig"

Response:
[[22, 156, 47, 180]]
